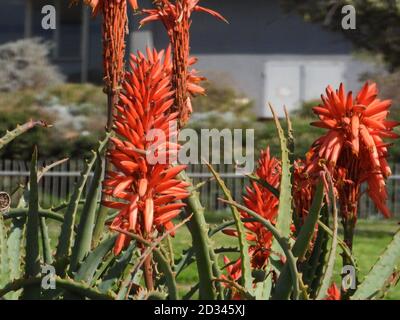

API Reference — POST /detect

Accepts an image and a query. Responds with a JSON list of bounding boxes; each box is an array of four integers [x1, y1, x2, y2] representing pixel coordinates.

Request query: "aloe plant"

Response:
[[0, 0, 399, 302], [0, 108, 399, 301]]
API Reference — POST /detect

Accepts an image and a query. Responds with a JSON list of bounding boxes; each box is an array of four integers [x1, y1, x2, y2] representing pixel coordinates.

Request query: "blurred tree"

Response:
[[280, 0, 400, 70]]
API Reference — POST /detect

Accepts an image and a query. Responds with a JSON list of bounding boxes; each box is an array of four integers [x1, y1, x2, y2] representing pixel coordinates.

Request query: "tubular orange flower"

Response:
[[140, 0, 227, 127], [70, 0, 142, 243], [308, 81, 399, 266], [325, 283, 341, 300], [223, 147, 281, 273], [308, 82, 399, 220], [103, 48, 189, 255], [240, 148, 281, 265]]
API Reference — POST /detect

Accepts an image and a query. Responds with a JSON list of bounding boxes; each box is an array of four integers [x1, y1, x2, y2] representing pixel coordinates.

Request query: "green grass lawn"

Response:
[[170, 217, 400, 300]]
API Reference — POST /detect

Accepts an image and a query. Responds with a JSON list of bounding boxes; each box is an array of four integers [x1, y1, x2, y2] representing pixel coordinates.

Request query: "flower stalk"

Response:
[[141, 0, 227, 127], [76, 0, 140, 244]]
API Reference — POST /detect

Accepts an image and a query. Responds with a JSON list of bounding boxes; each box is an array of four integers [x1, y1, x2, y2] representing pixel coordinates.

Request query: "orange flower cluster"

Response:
[[140, 0, 227, 126], [102, 48, 189, 255], [223, 148, 281, 280], [325, 283, 341, 300], [293, 157, 315, 224], [307, 82, 399, 218]]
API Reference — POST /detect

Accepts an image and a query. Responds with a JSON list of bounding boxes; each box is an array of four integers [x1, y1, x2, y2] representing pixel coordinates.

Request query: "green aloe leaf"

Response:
[[116, 251, 143, 300], [39, 217, 52, 265], [74, 234, 116, 284], [22, 147, 41, 299], [292, 180, 324, 259], [5, 218, 25, 299], [55, 135, 109, 274], [268, 104, 293, 264], [369, 270, 400, 300], [97, 244, 135, 293], [0, 215, 8, 286], [70, 154, 104, 272], [352, 229, 400, 300], [0, 276, 116, 300], [178, 170, 217, 300], [183, 283, 200, 300], [316, 173, 338, 300], [284, 106, 295, 163], [260, 104, 294, 300], [304, 207, 329, 297], [147, 290, 168, 300], [174, 248, 195, 278], [272, 180, 324, 299], [205, 161, 253, 294], [254, 268, 273, 300]]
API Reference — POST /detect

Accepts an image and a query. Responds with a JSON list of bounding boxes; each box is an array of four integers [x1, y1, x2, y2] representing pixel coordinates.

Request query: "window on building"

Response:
[[0, 0, 26, 43], [30, 0, 82, 60]]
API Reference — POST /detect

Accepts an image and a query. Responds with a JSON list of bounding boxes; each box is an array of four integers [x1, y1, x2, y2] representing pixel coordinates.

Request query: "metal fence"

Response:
[[0, 159, 399, 218]]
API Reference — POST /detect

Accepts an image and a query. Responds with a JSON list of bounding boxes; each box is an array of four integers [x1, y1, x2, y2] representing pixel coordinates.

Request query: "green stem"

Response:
[[179, 171, 217, 300]]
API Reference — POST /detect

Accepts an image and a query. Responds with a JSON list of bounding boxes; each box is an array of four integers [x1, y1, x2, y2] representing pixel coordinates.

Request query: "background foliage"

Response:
[[280, 0, 400, 70]]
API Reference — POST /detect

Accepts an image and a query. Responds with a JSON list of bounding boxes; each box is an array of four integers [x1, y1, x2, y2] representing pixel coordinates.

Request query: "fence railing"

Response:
[[1, 159, 399, 218]]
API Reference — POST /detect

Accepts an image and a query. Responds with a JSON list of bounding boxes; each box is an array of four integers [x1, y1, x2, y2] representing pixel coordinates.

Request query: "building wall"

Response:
[[0, 0, 378, 117], [192, 54, 377, 118], [148, 0, 377, 117], [0, 0, 25, 43], [151, 0, 352, 55]]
